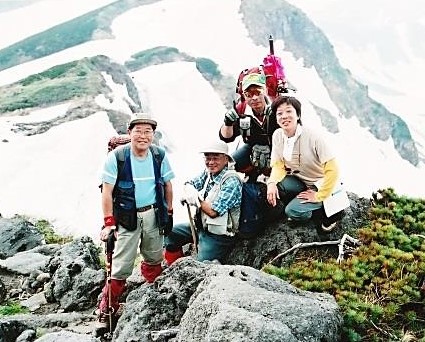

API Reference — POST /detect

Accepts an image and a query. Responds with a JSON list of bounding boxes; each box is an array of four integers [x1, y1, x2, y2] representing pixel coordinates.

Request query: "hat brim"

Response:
[[200, 150, 235, 163], [242, 82, 265, 91], [129, 119, 157, 127]]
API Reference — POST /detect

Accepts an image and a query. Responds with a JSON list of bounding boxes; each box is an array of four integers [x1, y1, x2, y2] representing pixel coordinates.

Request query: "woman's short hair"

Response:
[[271, 95, 302, 124]]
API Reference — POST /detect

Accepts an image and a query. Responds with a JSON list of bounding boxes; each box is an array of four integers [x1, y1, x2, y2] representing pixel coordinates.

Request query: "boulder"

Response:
[[44, 236, 105, 311], [227, 192, 371, 269], [114, 258, 342, 342], [0, 217, 44, 259]]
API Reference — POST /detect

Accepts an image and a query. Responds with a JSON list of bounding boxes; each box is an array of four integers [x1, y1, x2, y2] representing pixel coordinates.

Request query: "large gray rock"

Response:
[[0, 245, 60, 275], [34, 331, 98, 342], [44, 236, 105, 311], [0, 312, 94, 342], [0, 217, 45, 259], [0, 278, 5, 304], [227, 192, 370, 269], [0, 319, 33, 342], [114, 258, 342, 342]]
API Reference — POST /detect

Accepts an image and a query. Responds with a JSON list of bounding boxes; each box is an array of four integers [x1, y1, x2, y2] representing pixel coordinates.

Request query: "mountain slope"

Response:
[[0, 0, 423, 239], [0, 0, 420, 166]]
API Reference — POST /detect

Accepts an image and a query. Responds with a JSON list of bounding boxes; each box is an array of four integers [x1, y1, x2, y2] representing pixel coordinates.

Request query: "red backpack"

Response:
[[107, 135, 131, 153], [234, 35, 287, 114]]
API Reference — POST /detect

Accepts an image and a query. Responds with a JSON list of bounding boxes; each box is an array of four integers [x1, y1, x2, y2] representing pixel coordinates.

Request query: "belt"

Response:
[[136, 204, 157, 212]]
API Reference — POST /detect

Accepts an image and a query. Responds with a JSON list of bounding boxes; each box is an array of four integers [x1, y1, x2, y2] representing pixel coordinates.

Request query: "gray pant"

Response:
[[277, 175, 323, 221], [111, 208, 163, 279]]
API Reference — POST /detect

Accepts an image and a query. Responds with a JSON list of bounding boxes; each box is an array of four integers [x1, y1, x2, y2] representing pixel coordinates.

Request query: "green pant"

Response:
[[277, 175, 323, 221]]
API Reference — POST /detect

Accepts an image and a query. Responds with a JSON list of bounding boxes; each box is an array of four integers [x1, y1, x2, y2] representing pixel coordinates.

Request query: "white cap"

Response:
[[199, 141, 234, 163]]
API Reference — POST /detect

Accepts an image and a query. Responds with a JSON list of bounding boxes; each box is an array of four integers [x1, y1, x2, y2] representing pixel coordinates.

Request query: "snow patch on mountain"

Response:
[[0, 0, 424, 240], [0, 0, 115, 50]]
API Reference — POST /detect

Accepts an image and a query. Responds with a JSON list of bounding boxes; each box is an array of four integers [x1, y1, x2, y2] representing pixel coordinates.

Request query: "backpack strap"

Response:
[[149, 145, 164, 175], [149, 144, 168, 230], [265, 105, 272, 146], [218, 169, 242, 188], [219, 170, 242, 234], [112, 144, 132, 198], [114, 143, 132, 183]]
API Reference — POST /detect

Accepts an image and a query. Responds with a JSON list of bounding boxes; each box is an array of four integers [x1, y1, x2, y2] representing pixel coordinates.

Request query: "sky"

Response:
[[0, 0, 424, 241]]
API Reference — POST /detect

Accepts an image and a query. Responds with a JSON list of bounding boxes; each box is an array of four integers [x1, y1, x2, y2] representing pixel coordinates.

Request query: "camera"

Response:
[[239, 117, 251, 130]]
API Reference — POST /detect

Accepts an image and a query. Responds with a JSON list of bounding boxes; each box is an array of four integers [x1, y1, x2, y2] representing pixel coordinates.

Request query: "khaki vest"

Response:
[[199, 170, 241, 236]]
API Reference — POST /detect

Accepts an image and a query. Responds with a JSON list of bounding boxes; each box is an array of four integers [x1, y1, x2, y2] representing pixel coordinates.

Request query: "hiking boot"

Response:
[[93, 310, 118, 337]]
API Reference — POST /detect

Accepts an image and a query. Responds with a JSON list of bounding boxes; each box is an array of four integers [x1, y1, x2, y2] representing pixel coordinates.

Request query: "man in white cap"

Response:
[[164, 140, 242, 265], [219, 73, 280, 182], [96, 113, 175, 332]]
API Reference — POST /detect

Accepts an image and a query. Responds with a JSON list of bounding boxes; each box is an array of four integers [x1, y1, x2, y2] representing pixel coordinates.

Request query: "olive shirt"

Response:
[[268, 126, 339, 202]]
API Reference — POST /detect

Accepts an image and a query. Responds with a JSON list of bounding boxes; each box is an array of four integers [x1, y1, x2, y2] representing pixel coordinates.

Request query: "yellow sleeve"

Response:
[[267, 159, 287, 184], [316, 158, 339, 201]]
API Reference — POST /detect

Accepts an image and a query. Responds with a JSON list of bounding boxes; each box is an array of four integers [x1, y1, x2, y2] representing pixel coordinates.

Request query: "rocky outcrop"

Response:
[[115, 258, 342, 342], [227, 190, 370, 269], [0, 217, 45, 260], [44, 237, 105, 312], [0, 195, 370, 341]]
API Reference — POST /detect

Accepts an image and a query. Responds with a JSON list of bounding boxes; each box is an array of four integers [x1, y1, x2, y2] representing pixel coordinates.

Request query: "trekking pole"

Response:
[[105, 228, 116, 337], [186, 203, 198, 255], [269, 34, 274, 55]]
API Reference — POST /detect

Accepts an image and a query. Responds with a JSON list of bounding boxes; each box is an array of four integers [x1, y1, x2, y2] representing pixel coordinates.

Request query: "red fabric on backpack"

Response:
[[107, 135, 131, 153], [262, 54, 286, 100]]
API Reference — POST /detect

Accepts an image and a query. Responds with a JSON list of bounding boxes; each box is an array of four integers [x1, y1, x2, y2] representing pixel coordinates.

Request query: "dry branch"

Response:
[[263, 234, 360, 269]]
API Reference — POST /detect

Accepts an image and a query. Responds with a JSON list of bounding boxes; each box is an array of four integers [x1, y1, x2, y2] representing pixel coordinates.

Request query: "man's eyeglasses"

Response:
[[243, 88, 264, 98], [204, 155, 224, 163], [132, 130, 154, 137]]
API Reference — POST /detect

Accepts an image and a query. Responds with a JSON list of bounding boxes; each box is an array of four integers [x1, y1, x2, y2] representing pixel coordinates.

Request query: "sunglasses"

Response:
[[243, 88, 265, 98]]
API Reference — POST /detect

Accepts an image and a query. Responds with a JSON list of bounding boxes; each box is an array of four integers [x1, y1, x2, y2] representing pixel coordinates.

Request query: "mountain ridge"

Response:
[[0, 0, 423, 239], [0, 0, 420, 166]]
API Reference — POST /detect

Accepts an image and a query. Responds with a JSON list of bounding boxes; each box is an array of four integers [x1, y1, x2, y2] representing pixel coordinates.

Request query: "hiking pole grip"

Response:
[[269, 35, 274, 55], [106, 229, 116, 256]]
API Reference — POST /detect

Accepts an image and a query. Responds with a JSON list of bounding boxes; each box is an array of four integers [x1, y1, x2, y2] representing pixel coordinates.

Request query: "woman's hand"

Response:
[[297, 189, 319, 203], [267, 182, 280, 207]]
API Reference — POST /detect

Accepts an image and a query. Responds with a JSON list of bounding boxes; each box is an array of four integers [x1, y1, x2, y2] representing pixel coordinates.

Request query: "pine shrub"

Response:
[[264, 188, 425, 341]]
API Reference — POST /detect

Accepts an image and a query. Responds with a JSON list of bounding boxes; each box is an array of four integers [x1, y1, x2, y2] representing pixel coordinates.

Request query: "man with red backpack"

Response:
[[219, 72, 280, 182], [96, 113, 175, 333]]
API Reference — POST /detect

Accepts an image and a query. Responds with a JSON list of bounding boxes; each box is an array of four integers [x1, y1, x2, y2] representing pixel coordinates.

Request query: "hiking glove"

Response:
[[182, 183, 200, 207], [224, 108, 239, 126]]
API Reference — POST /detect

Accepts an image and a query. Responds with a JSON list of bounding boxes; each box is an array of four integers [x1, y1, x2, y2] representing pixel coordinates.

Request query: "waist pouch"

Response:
[[113, 181, 137, 231]]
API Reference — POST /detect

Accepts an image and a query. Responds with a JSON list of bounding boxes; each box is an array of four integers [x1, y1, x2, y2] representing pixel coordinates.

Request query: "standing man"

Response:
[[219, 73, 279, 182], [96, 113, 174, 330], [164, 141, 242, 265]]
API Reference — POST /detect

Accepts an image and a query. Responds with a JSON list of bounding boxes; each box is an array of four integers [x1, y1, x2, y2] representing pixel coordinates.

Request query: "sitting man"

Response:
[[219, 72, 279, 182], [164, 141, 242, 264]]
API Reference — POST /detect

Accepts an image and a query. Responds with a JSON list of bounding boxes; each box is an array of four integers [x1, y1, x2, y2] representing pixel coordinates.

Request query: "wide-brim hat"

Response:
[[241, 73, 266, 91], [199, 141, 234, 163], [128, 113, 157, 129]]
